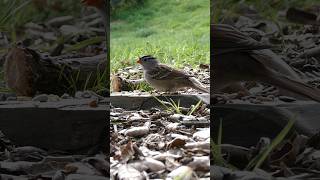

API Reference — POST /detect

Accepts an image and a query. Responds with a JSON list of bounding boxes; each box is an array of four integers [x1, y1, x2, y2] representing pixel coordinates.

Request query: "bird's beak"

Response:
[[137, 58, 142, 64]]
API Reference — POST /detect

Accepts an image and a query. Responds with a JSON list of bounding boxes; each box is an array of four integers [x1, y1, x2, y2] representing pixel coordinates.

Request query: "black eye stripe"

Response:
[[140, 55, 156, 61]]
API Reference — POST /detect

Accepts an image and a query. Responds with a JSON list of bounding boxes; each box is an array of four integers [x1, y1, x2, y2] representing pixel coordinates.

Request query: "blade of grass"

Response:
[[65, 36, 105, 52], [168, 98, 181, 114], [153, 96, 170, 111], [188, 100, 202, 116], [211, 119, 223, 165], [211, 118, 236, 169], [246, 118, 295, 170], [83, 72, 92, 90], [0, 0, 31, 26]]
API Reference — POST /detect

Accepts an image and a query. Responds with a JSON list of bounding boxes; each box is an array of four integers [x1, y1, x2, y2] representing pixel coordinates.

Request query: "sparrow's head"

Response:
[[137, 55, 159, 69]]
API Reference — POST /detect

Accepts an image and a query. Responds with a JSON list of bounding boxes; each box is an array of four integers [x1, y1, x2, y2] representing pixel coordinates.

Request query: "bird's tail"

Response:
[[264, 72, 320, 102], [189, 77, 210, 93]]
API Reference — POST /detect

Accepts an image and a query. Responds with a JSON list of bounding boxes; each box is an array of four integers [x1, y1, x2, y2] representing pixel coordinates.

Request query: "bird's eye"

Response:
[[143, 59, 147, 61]]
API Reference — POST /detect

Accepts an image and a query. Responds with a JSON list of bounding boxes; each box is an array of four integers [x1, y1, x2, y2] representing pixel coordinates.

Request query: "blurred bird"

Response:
[[81, 0, 107, 27], [82, 0, 108, 56], [212, 23, 320, 101], [137, 55, 209, 93]]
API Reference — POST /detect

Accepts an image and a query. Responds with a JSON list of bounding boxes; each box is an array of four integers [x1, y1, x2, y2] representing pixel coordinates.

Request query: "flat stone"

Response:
[[213, 101, 320, 147], [0, 98, 109, 152], [66, 174, 108, 180], [110, 92, 209, 110]]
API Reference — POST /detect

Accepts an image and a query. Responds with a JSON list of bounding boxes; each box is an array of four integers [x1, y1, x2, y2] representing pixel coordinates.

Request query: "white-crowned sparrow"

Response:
[[137, 55, 209, 93], [212, 23, 320, 101], [82, 0, 107, 27]]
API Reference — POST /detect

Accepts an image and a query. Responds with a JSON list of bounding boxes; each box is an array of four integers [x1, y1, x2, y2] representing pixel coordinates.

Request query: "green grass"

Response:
[[110, 0, 210, 72]]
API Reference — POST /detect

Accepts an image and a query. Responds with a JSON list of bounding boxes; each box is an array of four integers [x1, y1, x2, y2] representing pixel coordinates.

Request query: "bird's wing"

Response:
[[262, 67, 320, 102], [250, 49, 301, 80], [148, 64, 191, 80], [211, 24, 271, 54]]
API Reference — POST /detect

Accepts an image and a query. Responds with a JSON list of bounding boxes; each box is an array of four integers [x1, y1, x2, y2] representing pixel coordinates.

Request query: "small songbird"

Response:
[[212, 23, 320, 101], [137, 55, 209, 93], [81, 0, 107, 28]]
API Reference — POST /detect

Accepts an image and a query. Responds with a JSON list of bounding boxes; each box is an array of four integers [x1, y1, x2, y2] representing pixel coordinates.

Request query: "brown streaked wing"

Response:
[[211, 24, 271, 54], [149, 64, 191, 80]]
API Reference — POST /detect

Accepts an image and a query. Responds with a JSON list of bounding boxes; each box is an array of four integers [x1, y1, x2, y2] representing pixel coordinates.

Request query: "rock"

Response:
[[213, 102, 320, 147], [42, 32, 57, 41], [75, 91, 84, 99], [117, 164, 145, 180], [10, 146, 47, 161], [0, 98, 108, 151], [110, 93, 209, 110], [278, 95, 297, 102], [82, 91, 92, 98], [48, 94, 60, 102], [32, 94, 49, 102], [188, 156, 210, 171], [125, 126, 149, 137], [52, 170, 65, 180], [193, 128, 210, 140], [89, 27, 107, 36], [0, 93, 6, 101], [142, 157, 165, 172], [87, 91, 104, 100], [0, 32, 9, 47], [82, 13, 100, 21], [61, 93, 72, 99], [2, 93, 16, 100], [167, 166, 195, 179], [87, 18, 103, 27], [17, 96, 32, 101], [60, 25, 85, 36], [24, 22, 44, 31], [47, 16, 74, 27], [24, 29, 57, 42], [6, 96, 17, 101], [0, 174, 28, 180], [65, 162, 98, 175], [169, 114, 197, 121], [211, 165, 291, 180]]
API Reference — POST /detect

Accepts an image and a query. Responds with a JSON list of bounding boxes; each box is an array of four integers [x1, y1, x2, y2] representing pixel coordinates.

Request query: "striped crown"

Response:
[[139, 55, 156, 61]]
